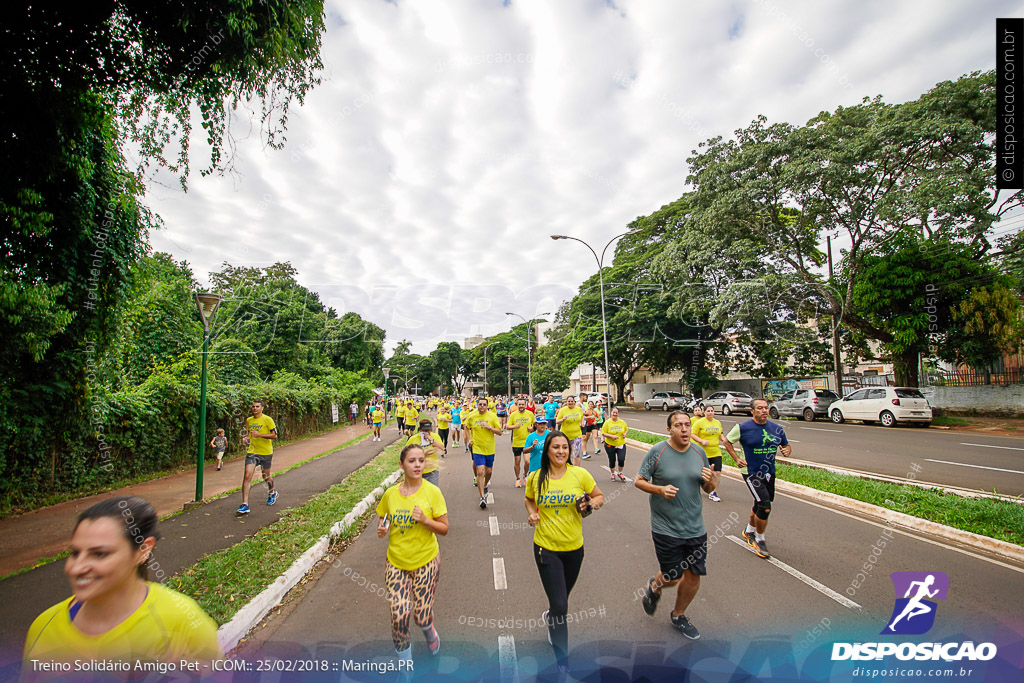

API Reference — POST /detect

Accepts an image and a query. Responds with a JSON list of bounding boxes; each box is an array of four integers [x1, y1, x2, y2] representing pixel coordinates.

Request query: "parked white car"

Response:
[[829, 387, 932, 427]]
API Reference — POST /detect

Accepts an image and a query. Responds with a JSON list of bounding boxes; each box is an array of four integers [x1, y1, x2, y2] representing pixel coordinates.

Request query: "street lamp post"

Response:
[[506, 312, 550, 397], [383, 366, 390, 419], [551, 231, 640, 407], [483, 342, 498, 396], [192, 291, 223, 504]]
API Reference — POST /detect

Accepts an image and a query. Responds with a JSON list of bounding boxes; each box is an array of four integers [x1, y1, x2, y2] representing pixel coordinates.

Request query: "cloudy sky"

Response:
[[144, 0, 1016, 355]]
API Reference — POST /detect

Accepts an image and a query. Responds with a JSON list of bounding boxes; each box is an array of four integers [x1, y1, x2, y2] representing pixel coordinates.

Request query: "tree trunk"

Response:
[[892, 349, 919, 387]]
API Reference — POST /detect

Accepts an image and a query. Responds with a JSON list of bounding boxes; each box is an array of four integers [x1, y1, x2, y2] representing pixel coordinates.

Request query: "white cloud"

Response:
[[145, 0, 1014, 355]]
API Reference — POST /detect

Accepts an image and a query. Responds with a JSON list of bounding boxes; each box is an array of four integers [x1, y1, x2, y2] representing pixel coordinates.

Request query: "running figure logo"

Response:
[[882, 571, 949, 635]]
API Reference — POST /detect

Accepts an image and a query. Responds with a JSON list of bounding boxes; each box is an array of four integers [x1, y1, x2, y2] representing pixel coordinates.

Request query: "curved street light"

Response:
[[550, 231, 641, 406], [506, 312, 550, 397]]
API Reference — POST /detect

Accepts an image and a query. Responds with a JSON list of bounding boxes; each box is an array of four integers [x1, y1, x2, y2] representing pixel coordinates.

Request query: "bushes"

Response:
[[0, 365, 374, 517]]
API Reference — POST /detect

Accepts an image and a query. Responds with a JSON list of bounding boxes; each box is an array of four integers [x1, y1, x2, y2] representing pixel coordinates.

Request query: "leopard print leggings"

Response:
[[385, 555, 440, 652]]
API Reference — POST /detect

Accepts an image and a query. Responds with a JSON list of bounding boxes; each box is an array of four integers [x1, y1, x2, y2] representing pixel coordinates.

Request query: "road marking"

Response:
[[800, 427, 841, 433], [959, 442, 1024, 452], [925, 459, 1024, 475], [487, 492, 495, 504], [726, 536, 861, 609], [774, 490, 1024, 575], [493, 557, 508, 590], [498, 634, 520, 683], [489, 516, 500, 536], [600, 465, 633, 482]]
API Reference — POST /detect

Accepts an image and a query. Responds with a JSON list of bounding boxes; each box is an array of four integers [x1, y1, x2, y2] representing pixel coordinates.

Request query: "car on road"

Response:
[[700, 391, 755, 416], [644, 391, 688, 411], [828, 387, 933, 427], [769, 388, 840, 422]]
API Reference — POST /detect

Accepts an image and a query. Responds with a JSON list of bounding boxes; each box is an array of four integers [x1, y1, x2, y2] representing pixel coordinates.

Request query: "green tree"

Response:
[[429, 342, 479, 395], [946, 283, 1023, 380]]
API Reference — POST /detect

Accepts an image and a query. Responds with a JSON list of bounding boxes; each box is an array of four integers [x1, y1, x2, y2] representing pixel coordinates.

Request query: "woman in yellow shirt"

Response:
[[376, 444, 449, 663], [23, 496, 221, 680], [599, 407, 630, 481], [436, 407, 452, 455], [524, 431, 605, 673]]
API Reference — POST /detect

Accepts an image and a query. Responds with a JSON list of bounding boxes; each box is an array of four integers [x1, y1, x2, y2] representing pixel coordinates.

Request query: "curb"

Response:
[[217, 468, 403, 653], [623, 436, 1024, 566]]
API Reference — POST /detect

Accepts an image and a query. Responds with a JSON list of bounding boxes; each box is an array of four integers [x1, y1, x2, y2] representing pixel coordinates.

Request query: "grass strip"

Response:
[[165, 442, 402, 625], [931, 416, 972, 426], [626, 428, 1024, 546]]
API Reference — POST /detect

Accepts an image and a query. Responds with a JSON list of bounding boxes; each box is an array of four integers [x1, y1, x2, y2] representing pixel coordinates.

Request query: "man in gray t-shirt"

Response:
[[634, 410, 715, 640]]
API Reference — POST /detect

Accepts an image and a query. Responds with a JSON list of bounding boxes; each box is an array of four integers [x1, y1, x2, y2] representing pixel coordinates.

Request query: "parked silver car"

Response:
[[769, 388, 840, 422], [644, 391, 687, 411], [701, 391, 754, 416]]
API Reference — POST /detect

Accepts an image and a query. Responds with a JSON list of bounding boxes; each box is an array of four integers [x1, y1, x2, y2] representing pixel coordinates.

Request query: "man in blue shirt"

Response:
[[542, 395, 559, 430], [724, 398, 791, 559]]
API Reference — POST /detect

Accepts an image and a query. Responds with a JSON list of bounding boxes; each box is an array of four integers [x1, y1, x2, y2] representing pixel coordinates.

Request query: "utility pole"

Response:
[[827, 236, 843, 395]]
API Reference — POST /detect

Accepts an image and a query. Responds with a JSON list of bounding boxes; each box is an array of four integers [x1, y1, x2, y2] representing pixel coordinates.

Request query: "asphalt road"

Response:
[[619, 408, 1024, 497], [240, 434, 1024, 682]]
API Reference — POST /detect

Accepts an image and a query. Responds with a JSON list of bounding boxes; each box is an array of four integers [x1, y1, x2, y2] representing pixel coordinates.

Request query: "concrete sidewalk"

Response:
[[0, 421, 374, 578]]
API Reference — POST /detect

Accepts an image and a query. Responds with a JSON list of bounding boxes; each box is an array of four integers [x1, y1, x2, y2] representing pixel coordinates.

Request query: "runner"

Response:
[[404, 401, 418, 437], [372, 403, 385, 441], [600, 407, 629, 481], [376, 444, 448, 665], [349, 400, 359, 424], [23, 496, 221, 675], [591, 399, 606, 456], [523, 419, 553, 478], [555, 395, 585, 466], [723, 398, 791, 559], [408, 419, 443, 486], [525, 394, 537, 414], [634, 410, 715, 640], [495, 398, 508, 430], [504, 397, 536, 488], [396, 400, 406, 434], [463, 397, 504, 509], [209, 428, 226, 471], [579, 392, 594, 458], [238, 400, 278, 514], [436, 405, 451, 455], [543, 394, 559, 430], [524, 431, 604, 673], [691, 405, 724, 501], [451, 402, 463, 450]]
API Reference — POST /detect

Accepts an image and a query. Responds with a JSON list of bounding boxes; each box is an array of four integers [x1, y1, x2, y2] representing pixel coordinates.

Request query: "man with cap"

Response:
[[407, 418, 444, 486]]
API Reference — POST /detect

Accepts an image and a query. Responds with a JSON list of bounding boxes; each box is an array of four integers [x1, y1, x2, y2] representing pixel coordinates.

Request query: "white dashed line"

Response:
[[726, 536, 861, 610], [958, 443, 1024, 452], [486, 492, 495, 504], [493, 557, 508, 590], [498, 634, 520, 683], [489, 516, 500, 536], [925, 458, 1024, 474], [800, 427, 841, 433]]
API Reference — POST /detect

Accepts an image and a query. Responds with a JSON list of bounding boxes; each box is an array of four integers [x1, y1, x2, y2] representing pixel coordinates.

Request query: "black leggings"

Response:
[[534, 543, 584, 666], [438, 428, 449, 448], [605, 444, 626, 468]]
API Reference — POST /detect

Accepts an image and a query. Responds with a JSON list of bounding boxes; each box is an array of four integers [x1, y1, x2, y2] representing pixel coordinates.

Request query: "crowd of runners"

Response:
[[23, 390, 789, 680]]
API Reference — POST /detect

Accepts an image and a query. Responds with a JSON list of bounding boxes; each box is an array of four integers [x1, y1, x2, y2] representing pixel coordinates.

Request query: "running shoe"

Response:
[[424, 624, 441, 655], [484, 485, 489, 496], [473, 477, 477, 486], [708, 491, 721, 502], [619, 473, 628, 482], [610, 474, 617, 481], [479, 496, 487, 509], [671, 614, 701, 640], [754, 539, 771, 559], [515, 479, 522, 488], [642, 577, 661, 616], [581, 453, 591, 460], [236, 503, 250, 514], [267, 490, 278, 506], [741, 529, 755, 546], [541, 610, 552, 645]]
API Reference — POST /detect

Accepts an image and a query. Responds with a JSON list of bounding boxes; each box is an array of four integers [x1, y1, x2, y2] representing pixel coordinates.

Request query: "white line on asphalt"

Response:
[[498, 634, 520, 683], [775, 490, 1024, 575], [487, 492, 495, 504], [493, 557, 508, 590], [925, 458, 1024, 474], [959, 442, 1024, 452], [489, 516, 500, 536], [800, 427, 841, 433], [726, 536, 862, 609], [600, 465, 633, 482]]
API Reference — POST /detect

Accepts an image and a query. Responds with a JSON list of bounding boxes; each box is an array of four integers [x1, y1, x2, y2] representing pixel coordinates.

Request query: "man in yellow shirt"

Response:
[[691, 405, 724, 501], [463, 397, 503, 509], [238, 400, 278, 514], [404, 402, 418, 436], [504, 397, 536, 488]]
